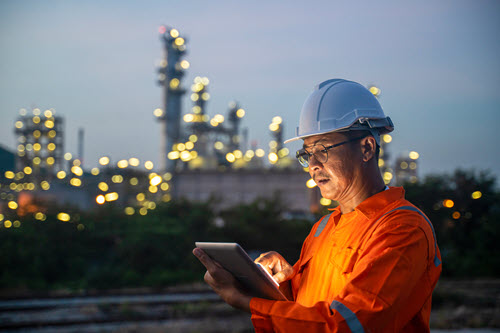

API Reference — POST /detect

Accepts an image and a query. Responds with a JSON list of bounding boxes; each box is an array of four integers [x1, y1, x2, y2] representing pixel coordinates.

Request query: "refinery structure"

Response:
[[0, 25, 420, 228]]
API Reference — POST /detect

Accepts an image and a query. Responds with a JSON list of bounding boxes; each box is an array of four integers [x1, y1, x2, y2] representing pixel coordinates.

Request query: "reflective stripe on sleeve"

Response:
[[314, 213, 332, 237], [330, 300, 365, 333]]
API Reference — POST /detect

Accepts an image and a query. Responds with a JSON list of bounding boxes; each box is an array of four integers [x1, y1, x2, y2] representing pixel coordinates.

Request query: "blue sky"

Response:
[[1, 0, 499, 179]]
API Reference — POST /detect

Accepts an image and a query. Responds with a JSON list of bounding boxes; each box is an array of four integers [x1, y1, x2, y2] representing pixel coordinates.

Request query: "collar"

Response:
[[327, 187, 405, 220]]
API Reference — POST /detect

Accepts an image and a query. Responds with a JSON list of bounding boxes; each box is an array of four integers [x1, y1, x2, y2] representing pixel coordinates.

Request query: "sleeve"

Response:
[[249, 212, 432, 333]]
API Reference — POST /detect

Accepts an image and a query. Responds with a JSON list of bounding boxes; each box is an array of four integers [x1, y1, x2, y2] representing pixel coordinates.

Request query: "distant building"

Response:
[[394, 152, 419, 185]]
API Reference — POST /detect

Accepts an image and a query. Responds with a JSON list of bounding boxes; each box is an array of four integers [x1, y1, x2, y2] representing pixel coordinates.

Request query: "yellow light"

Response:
[[214, 141, 224, 150], [45, 120, 54, 128], [33, 116, 40, 124], [150, 175, 162, 186], [57, 213, 71, 222], [144, 161, 154, 170], [409, 151, 419, 160], [98, 182, 109, 191], [125, 207, 135, 215], [33, 143, 41, 151], [154, 108, 163, 117], [170, 78, 180, 89], [33, 108, 40, 115], [19, 108, 27, 115], [320, 198, 332, 206], [183, 114, 194, 122], [236, 108, 245, 118], [139, 207, 148, 216], [77, 224, 85, 231], [112, 175, 123, 183], [443, 199, 454, 208], [177, 143, 186, 151], [189, 135, 198, 143], [400, 161, 408, 169], [116, 160, 128, 168], [269, 141, 278, 149], [383, 172, 393, 181], [160, 182, 169, 191], [70, 178, 82, 187], [4, 220, 12, 228], [148, 202, 157, 210], [162, 194, 171, 202], [201, 92, 210, 101], [369, 86, 381, 96], [168, 151, 180, 160], [185, 141, 194, 150], [471, 191, 482, 199], [268, 152, 279, 164], [48, 130, 56, 138], [170, 29, 179, 38], [272, 116, 282, 124], [105, 192, 119, 201], [174, 37, 184, 46], [306, 178, 317, 188], [73, 159, 81, 166], [180, 150, 192, 161], [136, 193, 145, 201], [44, 110, 53, 118], [35, 212, 44, 220], [269, 123, 279, 132], [91, 167, 99, 175], [383, 134, 392, 143], [96, 195, 105, 204], [41, 181, 50, 190], [409, 162, 417, 170], [180, 60, 190, 69], [5, 171, 15, 179], [0, 214, 3, 221], [57, 171, 66, 179], [226, 153, 236, 163], [12, 220, 20, 228], [255, 149, 265, 157], [71, 166, 83, 176], [452, 211, 461, 219], [129, 158, 140, 166], [245, 150, 255, 158], [99, 156, 110, 165], [130, 177, 138, 185], [163, 172, 172, 181], [214, 114, 224, 123], [46, 157, 55, 165], [22, 167, 32, 175], [64, 152, 72, 160], [18, 145, 25, 152], [33, 130, 41, 138], [15, 121, 23, 129], [233, 150, 243, 159], [8, 201, 18, 210], [149, 185, 158, 193]]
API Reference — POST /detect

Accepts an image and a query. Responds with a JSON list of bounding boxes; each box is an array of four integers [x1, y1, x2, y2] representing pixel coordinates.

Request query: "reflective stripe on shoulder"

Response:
[[379, 205, 441, 267], [314, 213, 333, 237], [330, 300, 365, 333]]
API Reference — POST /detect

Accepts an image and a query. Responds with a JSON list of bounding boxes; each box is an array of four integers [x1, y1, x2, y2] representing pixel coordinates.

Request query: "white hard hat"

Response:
[[284, 79, 394, 144]]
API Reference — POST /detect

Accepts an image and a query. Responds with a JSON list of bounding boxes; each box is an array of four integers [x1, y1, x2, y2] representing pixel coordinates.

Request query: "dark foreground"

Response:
[[0, 279, 498, 332]]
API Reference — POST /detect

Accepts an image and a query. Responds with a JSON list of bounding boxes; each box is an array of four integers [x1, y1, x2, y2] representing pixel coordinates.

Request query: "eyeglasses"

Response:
[[295, 135, 367, 167]]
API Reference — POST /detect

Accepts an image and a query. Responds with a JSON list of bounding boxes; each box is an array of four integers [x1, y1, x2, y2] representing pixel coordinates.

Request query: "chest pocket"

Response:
[[328, 245, 360, 276]]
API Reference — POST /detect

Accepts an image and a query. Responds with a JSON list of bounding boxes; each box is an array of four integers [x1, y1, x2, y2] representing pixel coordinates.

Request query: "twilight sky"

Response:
[[1, 0, 499, 179]]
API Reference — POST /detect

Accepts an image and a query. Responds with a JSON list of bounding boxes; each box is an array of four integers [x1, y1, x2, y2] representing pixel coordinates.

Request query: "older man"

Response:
[[194, 79, 441, 332]]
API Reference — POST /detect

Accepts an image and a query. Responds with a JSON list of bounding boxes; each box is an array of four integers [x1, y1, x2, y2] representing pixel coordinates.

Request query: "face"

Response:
[[303, 132, 364, 201]]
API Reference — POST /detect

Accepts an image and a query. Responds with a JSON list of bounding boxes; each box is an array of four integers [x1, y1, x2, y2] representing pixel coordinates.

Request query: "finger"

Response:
[[193, 248, 219, 272]]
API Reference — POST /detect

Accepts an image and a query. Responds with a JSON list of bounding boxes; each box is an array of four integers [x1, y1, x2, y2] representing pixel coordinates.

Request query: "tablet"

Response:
[[195, 242, 288, 301]]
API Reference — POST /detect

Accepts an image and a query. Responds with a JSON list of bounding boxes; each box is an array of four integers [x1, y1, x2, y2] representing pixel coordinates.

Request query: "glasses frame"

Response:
[[295, 134, 368, 167]]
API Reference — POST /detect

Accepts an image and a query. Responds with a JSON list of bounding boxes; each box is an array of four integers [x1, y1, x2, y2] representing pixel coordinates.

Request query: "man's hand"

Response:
[[254, 251, 293, 284], [193, 248, 252, 312]]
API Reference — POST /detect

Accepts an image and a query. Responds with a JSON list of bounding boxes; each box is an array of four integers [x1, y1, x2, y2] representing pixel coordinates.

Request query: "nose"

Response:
[[308, 154, 323, 171]]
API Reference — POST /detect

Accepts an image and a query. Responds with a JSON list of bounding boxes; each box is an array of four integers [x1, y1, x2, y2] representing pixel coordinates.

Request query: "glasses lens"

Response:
[[296, 150, 309, 167], [314, 145, 328, 163]]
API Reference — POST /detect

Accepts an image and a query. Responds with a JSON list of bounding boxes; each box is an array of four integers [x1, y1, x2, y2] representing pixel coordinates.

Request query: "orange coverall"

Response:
[[250, 187, 442, 332]]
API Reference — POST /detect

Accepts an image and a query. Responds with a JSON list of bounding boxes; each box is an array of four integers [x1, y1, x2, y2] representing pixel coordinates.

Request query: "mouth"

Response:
[[314, 177, 330, 186]]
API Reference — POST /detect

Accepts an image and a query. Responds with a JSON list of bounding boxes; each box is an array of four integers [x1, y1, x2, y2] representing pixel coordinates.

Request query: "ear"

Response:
[[360, 136, 377, 162]]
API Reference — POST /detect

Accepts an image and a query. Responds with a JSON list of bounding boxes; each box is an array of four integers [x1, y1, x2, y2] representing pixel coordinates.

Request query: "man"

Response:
[[193, 79, 441, 332]]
